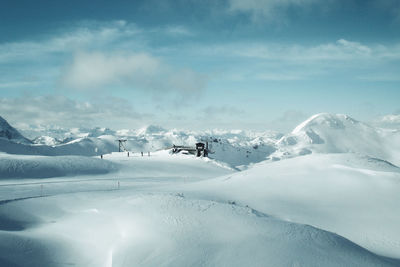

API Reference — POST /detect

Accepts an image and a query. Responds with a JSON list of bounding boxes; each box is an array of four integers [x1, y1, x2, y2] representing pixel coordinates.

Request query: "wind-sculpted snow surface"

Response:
[[0, 148, 399, 266], [0, 153, 118, 178], [187, 153, 400, 258], [0, 193, 398, 267]]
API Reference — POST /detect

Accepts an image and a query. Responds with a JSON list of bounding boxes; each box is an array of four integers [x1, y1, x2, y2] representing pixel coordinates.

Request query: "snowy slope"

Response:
[[0, 192, 398, 267], [0, 152, 398, 266], [186, 153, 400, 258], [0, 132, 399, 265], [0, 153, 118, 178]]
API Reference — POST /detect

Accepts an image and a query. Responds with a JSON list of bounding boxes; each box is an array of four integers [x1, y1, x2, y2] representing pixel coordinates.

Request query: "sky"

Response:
[[0, 0, 399, 133]]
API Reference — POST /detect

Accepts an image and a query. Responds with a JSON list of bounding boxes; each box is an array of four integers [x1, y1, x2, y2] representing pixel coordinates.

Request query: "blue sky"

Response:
[[0, 0, 399, 132]]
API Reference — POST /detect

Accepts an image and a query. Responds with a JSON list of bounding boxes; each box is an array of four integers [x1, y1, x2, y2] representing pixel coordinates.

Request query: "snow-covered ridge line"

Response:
[[1, 113, 400, 168]]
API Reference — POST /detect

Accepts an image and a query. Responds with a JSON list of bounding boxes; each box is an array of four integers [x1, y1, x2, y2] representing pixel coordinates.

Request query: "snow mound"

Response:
[[0, 154, 118, 178], [0, 116, 31, 144]]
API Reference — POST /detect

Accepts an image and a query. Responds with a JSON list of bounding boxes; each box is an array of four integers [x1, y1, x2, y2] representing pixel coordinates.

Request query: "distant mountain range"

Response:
[[1, 113, 399, 169]]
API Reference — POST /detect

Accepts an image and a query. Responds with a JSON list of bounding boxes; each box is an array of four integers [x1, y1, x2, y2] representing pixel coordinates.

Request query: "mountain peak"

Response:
[[274, 113, 393, 161], [292, 113, 359, 134], [0, 116, 32, 144]]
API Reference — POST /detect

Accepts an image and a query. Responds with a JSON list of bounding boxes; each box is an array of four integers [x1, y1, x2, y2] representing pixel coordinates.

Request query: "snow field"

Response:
[[181, 153, 400, 258], [1, 191, 398, 267], [0, 113, 400, 266]]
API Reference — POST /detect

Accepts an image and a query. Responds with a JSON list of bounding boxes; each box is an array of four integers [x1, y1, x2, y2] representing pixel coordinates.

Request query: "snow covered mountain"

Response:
[[0, 117, 280, 169], [0, 116, 31, 144], [1, 113, 399, 168], [32, 135, 62, 146], [272, 113, 400, 165]]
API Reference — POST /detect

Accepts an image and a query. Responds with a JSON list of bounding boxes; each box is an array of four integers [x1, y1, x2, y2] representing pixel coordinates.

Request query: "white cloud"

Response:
[[60, 51, 207, 94], [0, 20, 206, 96], [0, 20, 141, 63], [233, 39, 377, 61], [336, 39, 372, 55], [61, 52, 160, 89]]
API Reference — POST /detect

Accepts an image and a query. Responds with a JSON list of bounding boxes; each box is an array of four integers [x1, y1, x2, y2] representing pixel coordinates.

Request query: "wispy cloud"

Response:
[[0, 20, 197, 64], [191, 39, 400, 81], [227, 0, 325, 22], [0, 20, 207, 96], [231, 39, 379, 61], [356, 74, 400, 82], [0, 21, 141, 63], [163, 25, 193, 36], [201, 105, 246, 119], [0, 81, 39, 88]]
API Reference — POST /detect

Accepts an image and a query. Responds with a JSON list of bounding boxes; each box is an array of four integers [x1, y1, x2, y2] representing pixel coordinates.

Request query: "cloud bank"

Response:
[[0, 95, 150, 129]]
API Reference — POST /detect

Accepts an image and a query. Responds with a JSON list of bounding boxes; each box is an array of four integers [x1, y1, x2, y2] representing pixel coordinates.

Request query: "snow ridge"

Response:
[[1, 113, 400, 168]]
